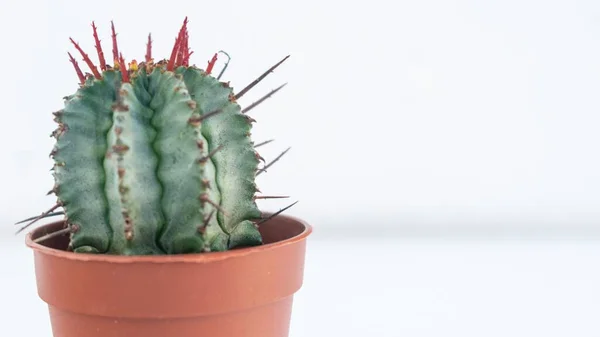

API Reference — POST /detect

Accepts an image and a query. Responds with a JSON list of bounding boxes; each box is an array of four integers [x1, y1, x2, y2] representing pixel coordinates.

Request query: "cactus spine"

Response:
[[22, 18, 292, 255]]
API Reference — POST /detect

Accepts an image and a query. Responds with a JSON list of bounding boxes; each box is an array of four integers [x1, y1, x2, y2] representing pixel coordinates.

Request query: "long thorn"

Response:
[[216, 50, 231, 80], [33, 226, 73, 244], [202, 210, 215, 228], [256, 147, 291, 176], [16, 204, 61, 234], [69, 38, 102, 79], [181, 25, 189, 66], [200, 194, 228, 216], [145, 33, 152, 63], [119, 53, 129, 82], [184, 51, 195, 65], [175, 40, 184, 67], [254, 195, 290, 200], [235, 55, 290, 100], [68, 52, 86, 84], [199, 109, 223, 121], [15, 211, 65, 225], [198, 145, 223, 163], [256, 201, 299, 226], [187, 109, 224, 126], [242, 83, 287, 114], [111, 21, 120, 67], [92, 21, 107, 71], [182, 30, 191, 66], [254, 139, 275, 148]]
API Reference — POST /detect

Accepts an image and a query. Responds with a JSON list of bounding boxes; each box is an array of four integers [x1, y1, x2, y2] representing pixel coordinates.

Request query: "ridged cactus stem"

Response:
[[17, 18, 298, 255]]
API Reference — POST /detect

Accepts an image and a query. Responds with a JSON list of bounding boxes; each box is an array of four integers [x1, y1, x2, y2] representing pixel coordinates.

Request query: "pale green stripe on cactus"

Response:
[[53, 71, 120, 253], [103, 80, 165, 255]]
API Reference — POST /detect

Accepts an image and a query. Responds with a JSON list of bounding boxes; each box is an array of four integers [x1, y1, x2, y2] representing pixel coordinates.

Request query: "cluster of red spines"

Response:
[[68, 17, 219, 85], [167, 17, 190, 71], [69, 37, 102, 80]]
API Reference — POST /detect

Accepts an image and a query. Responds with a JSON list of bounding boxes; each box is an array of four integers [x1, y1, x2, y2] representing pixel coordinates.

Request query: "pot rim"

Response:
[[25, 213, 312, 264]]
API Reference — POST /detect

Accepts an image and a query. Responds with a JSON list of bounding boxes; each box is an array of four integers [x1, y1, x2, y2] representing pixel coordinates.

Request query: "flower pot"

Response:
[[25, 214, 312, 337]]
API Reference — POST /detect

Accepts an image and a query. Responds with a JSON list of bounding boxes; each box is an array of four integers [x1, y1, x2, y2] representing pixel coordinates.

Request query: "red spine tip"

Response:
[[206, 53, 218, 75], [119, 53, 129, 83], [182, 30, 191, 66], [111, 21, 120, 67], [186, 51, 194, 64], [145, 33, 152, 63], [91, 21, 107, 71], [68, 52, 86, 85], [167, 37, 180, 71], [175, 39, 185, 67], [167, 17, 189, 71]]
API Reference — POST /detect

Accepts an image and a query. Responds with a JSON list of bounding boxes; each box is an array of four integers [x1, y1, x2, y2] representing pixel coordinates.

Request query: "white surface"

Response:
[[2, 0, 600, 233], [3, 236, 600, 336]]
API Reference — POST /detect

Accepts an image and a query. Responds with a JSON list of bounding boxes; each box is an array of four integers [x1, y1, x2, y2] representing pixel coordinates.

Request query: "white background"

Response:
[[2, 0, 600, 235], [1, 0, 600, 336]]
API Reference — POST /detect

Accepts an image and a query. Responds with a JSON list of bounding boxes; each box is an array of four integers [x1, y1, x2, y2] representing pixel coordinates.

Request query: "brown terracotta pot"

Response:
[[25, 214, 312, 337]]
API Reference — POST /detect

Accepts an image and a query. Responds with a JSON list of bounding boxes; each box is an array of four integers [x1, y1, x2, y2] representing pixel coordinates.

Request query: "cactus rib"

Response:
[[53, 71, 120, 254]]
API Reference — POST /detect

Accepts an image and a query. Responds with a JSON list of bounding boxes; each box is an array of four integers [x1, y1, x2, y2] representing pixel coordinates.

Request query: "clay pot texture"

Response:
[[25, 214, 312, 337]]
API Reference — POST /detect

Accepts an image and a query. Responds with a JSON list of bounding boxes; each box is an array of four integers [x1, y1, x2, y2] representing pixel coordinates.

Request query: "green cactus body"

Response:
[[43, 18, 289, 255]]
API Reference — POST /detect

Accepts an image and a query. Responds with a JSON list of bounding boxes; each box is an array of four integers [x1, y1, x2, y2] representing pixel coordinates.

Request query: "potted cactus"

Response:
[[16, 17, 312, 337]]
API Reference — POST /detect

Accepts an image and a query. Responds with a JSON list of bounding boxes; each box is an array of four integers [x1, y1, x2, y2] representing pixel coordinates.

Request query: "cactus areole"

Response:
[[21, 18, 295, 256]]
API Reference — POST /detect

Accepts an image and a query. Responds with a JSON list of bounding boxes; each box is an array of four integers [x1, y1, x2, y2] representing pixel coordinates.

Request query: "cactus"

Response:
[[17, 18, 296, 255]]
